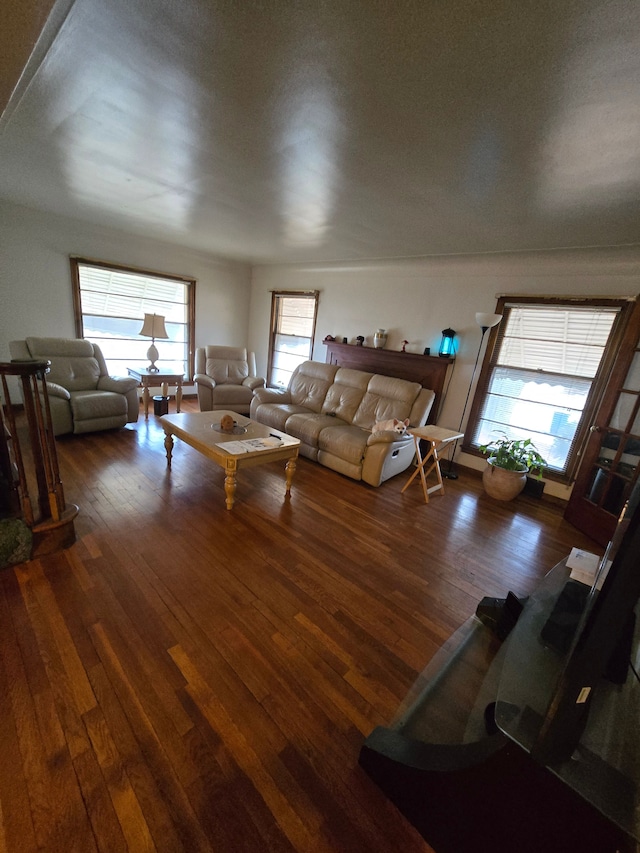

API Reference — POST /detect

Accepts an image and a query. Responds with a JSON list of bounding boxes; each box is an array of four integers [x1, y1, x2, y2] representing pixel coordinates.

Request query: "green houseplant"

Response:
[[478, 431, 548, 501]]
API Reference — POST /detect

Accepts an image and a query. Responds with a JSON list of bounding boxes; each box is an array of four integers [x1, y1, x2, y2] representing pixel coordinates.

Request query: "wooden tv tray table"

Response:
[[127, 365, 187, 420], [159, 410, 300, 510], [401, 426, 464, 503]]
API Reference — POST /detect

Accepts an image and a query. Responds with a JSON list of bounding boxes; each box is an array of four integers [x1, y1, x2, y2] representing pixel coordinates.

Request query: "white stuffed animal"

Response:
[[371, 417, 410, 435]]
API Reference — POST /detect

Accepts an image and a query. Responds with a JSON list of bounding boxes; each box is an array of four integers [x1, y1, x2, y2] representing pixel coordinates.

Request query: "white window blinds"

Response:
[[470, 304, 620, 474], [74, 260, 193, 375], [268, 292, 318, 388]]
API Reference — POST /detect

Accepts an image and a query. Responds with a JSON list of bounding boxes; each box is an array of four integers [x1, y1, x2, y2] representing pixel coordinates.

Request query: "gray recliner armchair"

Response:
[[194, 346, 265, 415], [9, 337, 140, 436]]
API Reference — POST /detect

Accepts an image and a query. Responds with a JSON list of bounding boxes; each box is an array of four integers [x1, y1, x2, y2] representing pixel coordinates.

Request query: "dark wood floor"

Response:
[[0, 399, 603, 852]]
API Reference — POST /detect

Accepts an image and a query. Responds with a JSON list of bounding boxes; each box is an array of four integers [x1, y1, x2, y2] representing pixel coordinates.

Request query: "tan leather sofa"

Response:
[[250, 360, 435, 486], [9, 337, 140, 436], [194, 345, 265, 415]]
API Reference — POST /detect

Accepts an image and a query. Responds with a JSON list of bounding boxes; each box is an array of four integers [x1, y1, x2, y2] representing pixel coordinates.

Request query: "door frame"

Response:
[[564, 298, 640, 545]]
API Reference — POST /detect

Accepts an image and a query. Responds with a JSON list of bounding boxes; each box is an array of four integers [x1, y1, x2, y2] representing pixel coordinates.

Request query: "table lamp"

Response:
[[138, 313, 168, 372]]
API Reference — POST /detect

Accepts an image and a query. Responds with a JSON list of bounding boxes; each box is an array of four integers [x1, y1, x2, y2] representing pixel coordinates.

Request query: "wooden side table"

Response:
[[127, 365, 186, 420], [401, 426, 464, 503]]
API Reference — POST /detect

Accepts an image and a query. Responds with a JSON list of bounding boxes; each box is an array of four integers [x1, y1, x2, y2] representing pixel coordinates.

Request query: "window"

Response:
[[71, 258, 195, 378], [466, 296, 632, 480], [267, 291, 319, 388]]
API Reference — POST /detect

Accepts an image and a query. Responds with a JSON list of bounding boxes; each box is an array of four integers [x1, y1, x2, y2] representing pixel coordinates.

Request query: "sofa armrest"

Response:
[[98, 376, 139, 394], [409, 388, 436, 428], [194, 373, 216, 389], [253, 387, 291, 405], [242, 376, 266, 390], [45, 381, 71, 400], [366, 431, 413, 446]]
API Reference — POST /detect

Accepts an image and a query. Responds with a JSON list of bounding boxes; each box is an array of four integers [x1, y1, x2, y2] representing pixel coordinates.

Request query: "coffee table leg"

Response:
[[224, 471, 237, 510], [284, 457, 297, 496], [164, 432, 174, 469]]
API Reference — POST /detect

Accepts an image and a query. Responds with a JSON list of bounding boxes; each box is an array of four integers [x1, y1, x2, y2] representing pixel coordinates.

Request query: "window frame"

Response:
[[267, 290, 319, 389], [463, 295, 635, 483], [71, 256, 196, 380]]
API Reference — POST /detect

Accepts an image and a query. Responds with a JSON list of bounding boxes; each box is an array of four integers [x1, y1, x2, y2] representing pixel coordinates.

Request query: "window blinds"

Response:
[[471, 303, 620, 474]]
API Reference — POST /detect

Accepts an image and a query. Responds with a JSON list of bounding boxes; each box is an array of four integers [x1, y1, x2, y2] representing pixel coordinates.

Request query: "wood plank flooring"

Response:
[[0, 400, 603, 852]]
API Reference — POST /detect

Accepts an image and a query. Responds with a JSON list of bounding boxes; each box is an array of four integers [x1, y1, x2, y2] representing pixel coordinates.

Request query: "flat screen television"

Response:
[[531, 478, 640, 766]]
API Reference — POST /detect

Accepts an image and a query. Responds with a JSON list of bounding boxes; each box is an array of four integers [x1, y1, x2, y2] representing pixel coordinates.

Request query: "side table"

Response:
[[401, 425, 464, 503], [127, 365, 187, 420]]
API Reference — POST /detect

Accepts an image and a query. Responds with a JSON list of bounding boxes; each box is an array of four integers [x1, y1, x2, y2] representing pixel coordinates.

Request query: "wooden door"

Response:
[[564, 300, 640, 545]]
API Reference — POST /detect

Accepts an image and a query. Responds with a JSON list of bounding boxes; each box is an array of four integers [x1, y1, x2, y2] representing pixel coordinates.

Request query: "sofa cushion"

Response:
[[318, 424, 369, 465], [321, 367, 371, 422], [289, 361, 338, 412], [47, 356, 102, 392], [26, 336, 94, 359], [317, 450, 364, 481], [70, 390, 128, 423], [26, 336, 101, 392], [285, 412, 349, 447], [252, 403, 310, 432], [205, 347, 249, 384], [210, 384, 254, 406], [352, 374, 422, 430]]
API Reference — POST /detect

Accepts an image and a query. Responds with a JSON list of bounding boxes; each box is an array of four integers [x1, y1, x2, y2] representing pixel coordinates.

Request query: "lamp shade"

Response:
[[138, 313, 168, 372], [475, 312, 502, 332], [138, 313, 169, 340]]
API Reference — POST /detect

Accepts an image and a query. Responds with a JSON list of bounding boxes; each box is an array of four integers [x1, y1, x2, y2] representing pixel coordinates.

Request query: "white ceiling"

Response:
[[1, 0, 639, 264]]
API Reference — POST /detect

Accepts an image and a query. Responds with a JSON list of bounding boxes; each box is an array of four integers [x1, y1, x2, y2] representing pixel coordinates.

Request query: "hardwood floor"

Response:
[[0, 400, 602, 852]]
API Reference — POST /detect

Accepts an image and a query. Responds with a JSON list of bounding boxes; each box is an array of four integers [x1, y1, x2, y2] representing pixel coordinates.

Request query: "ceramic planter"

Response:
[[482, 458, 528, 501]]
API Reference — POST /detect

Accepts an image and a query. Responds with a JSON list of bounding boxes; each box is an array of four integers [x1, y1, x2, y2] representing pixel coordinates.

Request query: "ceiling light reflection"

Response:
[[538, 1, 640, 211], [277, 72, 342, 247], [45, 1, 198, 230]]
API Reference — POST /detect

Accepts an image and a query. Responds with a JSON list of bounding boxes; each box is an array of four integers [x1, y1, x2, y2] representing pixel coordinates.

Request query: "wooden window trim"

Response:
[[463, 295, 636, 484], [267, 290, 319, 388], [70, 256, 196, 380]]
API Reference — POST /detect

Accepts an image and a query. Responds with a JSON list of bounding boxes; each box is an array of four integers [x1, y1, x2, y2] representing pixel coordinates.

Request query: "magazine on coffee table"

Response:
[[216, 436, 283, 453]]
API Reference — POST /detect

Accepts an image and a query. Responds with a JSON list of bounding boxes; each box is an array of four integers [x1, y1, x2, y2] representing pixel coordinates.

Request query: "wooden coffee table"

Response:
[[159, 410, 300, 510]]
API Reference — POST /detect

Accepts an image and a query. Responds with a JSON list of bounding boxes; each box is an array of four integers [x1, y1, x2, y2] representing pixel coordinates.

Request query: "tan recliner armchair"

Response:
[[9, 337, 140, 436], [194, 346, 265, 414]]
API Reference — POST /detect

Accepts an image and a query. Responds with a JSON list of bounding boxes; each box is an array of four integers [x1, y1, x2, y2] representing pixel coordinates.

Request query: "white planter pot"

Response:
[[482, 459, 528, 501]]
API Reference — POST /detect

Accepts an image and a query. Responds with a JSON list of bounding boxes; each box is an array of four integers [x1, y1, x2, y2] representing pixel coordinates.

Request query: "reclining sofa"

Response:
[[9, 337, 140, 436], [250, 360, 435, 486]]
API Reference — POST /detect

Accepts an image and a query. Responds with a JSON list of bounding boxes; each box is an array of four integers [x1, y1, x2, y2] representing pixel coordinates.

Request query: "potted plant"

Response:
[[478, 431, 548, 501]]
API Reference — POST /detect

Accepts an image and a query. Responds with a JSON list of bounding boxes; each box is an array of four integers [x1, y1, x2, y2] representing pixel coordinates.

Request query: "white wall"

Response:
[[0, 200, 252, 377], [248, 248, 640, 499]]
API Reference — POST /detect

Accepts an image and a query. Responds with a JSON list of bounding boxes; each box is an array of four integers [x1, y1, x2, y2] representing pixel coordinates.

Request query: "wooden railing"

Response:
[[0, 360, 78, 561]]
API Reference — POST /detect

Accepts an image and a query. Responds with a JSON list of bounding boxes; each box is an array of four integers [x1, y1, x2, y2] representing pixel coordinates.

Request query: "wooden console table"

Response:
[[323, 341, 453, 423]]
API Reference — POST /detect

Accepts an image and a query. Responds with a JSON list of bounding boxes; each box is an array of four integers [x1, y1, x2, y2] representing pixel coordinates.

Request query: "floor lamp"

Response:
[[443, 312, 502, 479]]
